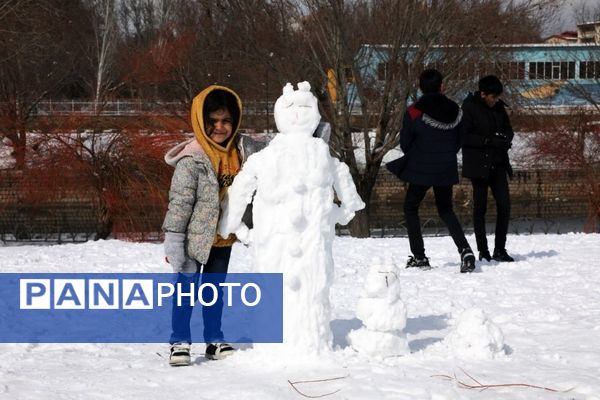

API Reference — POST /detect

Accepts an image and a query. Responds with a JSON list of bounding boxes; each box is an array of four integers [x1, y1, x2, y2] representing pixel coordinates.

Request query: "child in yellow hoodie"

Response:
[[162, 86, 264, 366]]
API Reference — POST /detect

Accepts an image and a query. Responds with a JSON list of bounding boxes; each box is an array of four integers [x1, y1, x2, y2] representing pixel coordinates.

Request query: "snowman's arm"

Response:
[[218, 154, 259, 239], [331, 157, 365, 225]]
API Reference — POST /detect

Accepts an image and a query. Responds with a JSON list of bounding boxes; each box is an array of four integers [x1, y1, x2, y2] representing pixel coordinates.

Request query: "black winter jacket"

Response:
[[461, 92, 514, 179], [399, 93, 463, 187]]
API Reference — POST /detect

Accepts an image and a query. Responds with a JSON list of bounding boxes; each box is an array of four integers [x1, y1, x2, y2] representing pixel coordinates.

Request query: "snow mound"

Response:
[[444, 308, 506, 360], [347, 328, 409, 359]]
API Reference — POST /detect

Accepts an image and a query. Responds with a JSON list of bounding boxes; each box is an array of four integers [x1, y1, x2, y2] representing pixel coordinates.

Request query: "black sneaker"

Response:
[[493, 249, 514, 262], [479, 250, 492, 262], [460, 248, 476, 273], [205, 343, 235, 360], [406, 255, 432, 270], [169, 343, 191, 367]]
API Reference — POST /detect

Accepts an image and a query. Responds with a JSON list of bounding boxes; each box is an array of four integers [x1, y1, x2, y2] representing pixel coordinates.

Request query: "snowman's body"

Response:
[[348, 257, 410, 359], [218, 82, 364, 353]]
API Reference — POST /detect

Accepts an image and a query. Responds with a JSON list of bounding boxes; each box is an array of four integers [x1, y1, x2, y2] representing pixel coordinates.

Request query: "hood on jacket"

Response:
[[186, 85, 243, 185], [414, 92, 462, 129], [191, 85, 243, 153], [164, 138, 205, 167]]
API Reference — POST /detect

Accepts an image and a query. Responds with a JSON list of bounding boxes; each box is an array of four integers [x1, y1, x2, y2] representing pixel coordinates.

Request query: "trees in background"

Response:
[[0, 0, 85, 169], [290, 0, 560, 236], [525, 2, 600, 231], [83, 0, 122, 109], [2, 0, 586, 237], [573, 1, 600, 24], [117, 0, 303, 108], [24, 115, 182, 239], [527, 111, 600, 232], [521, 1, 600, 232]]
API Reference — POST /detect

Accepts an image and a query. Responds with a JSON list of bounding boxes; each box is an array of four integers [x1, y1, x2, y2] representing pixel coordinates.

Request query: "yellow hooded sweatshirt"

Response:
[[190, 85, 242, 247]]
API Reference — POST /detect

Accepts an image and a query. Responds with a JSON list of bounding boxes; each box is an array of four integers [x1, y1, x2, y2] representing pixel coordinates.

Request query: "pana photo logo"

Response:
[[19, 278, 262, 310], [0, 273, 283, 343]]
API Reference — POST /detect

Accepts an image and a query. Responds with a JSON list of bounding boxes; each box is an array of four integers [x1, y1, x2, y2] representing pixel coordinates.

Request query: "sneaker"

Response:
[[493, 249, 514, 262], [205, 343, 235, 360], [460, 248, 476, 273], [479, 250, 492, 262], [406, 255, 432, 270], [169, 343, 191, 367]]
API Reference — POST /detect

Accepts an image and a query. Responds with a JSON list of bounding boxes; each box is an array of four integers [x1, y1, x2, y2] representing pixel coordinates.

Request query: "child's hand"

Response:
[[164, 232, 187, 272]]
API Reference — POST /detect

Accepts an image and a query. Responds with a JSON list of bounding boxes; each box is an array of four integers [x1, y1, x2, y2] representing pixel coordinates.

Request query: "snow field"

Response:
[[0, 233, 599, 399]]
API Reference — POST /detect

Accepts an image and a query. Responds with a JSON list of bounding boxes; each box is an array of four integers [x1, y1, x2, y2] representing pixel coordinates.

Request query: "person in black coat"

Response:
[[398, 69, 476, 273], [461, 75, 514, 262]]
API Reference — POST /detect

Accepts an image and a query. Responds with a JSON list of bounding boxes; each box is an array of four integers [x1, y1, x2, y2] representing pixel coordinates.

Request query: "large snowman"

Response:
[[218, 81, 364, 353]]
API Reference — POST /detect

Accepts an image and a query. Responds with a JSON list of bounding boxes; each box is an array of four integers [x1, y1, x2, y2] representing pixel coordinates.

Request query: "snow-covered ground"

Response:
[[1, 233, 599, 399]]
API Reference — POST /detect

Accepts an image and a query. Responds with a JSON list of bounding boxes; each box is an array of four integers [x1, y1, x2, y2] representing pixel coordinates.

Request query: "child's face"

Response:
[[481, 92, 500, 108], [206, 108, 233, 144]]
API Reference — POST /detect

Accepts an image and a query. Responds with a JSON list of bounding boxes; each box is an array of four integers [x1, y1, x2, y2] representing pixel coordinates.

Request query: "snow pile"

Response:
[[219, 82, 364, 354], [348, 256, 409, 359], [444, 308, 506, 360]]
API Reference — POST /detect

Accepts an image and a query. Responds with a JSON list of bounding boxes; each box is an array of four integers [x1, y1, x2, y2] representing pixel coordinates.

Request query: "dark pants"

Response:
[[170, 246, 232, 344], [404, 184, 470, 259], [471, 166, 511, 253]]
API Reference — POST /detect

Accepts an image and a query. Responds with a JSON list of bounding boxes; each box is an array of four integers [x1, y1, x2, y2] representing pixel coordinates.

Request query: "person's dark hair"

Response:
[[203, 89, 240, 131], [478, 75, 503, 95], [419, 69, 443, 94]]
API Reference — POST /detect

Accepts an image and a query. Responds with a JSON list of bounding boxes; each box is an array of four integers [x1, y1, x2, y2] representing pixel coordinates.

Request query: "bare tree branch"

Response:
[[432, 369, 574, 393], [287, 375, 348, 398]]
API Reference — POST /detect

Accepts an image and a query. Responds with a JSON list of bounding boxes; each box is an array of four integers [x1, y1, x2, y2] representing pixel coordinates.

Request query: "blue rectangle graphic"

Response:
[[0, 273, 283, 343]]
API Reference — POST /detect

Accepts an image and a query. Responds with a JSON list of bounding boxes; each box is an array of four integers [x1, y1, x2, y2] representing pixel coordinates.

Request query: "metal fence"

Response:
[[16, 100, 596, 118], [31, 100, 274, 117]]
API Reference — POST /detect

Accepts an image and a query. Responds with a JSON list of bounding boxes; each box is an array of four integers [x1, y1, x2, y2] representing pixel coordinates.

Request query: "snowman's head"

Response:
[[274, 81, 321, 136]]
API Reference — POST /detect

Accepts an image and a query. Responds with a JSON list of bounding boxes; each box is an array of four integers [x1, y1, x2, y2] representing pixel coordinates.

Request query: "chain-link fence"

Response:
[[0, 168, 595, 243]]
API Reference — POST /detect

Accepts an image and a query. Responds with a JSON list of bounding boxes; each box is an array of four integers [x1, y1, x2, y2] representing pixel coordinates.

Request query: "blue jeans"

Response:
[[170, 246, 232, 344]]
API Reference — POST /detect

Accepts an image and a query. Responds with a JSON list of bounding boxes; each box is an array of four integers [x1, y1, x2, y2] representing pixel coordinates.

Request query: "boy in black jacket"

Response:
[[399, 69, 476, 273], [461, 75, 514, 262]]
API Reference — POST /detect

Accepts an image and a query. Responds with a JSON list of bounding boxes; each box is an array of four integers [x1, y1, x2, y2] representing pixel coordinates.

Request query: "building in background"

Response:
[[577, 21, 600, 44], [544, 31, 577, 44], [354, 42, 600, 113]]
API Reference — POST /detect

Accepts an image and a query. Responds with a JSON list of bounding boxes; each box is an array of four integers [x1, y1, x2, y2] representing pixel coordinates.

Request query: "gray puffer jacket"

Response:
[[162, 135, 266, 264]]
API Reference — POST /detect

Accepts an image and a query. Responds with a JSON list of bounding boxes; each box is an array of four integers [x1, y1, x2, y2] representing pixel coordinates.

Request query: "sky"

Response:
[[552, 0, 596, 34]]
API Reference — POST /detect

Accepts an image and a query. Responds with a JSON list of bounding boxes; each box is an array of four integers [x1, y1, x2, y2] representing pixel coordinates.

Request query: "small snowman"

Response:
[[444, 308, 506, 359], [347, 256, 410, 358], [218, 81, 365, 353]]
